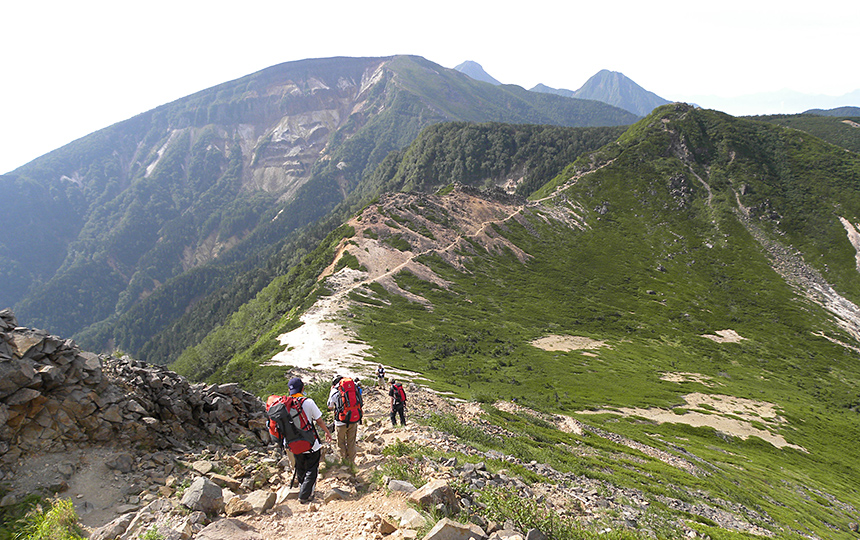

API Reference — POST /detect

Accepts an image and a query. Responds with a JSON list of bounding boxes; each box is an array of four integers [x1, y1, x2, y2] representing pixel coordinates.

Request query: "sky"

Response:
[[2, 0, 858, 174]]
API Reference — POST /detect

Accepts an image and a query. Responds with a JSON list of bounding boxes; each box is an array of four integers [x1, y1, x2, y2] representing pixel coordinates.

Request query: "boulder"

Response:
[[379, 517, 398, 534], [106, 453, 136, 473], [389, 479, 417, 494], [195, 518, 262, 540], [399, 507, 428, 529], [180, 477, 224, 515], [0, 359, 36, 400], [90, 512, 136, 540], [244, 490, 276, 513], [408, 480, 460, 513], [525, 529, 547, 540], [224, 497, 253, 517], [209, 473, 241, 491], [5, 388, 41, 406], [192, 460, 214, 475], [424, 518, 487, 540], [324, 487, 351, 502]]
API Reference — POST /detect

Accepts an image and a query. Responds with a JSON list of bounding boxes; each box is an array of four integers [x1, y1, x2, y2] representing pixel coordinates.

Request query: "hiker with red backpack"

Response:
[[266, 377, 332, 504], [389, 378, 407, 426], [327, 375, 363, 465]]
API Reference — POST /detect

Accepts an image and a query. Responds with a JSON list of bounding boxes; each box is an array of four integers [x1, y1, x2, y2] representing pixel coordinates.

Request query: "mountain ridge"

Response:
[[173, 103, 860, 537], [1, 55, 637, 357]]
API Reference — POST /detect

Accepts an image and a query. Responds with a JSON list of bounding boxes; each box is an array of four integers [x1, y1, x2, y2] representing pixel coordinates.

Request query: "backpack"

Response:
[[266, 395, 318, 454], [392, 383, 406, 405], [334, 378, 363, 424]]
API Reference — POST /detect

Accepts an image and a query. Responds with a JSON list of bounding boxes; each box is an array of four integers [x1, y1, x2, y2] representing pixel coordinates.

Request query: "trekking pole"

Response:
[[290, 466, 297, 489]]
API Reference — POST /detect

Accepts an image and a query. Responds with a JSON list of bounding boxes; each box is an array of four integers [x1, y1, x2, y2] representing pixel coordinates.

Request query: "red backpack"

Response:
[[334, 378, 363, 424], [392, 383, 406, 405], [266, 395, 318, 454]]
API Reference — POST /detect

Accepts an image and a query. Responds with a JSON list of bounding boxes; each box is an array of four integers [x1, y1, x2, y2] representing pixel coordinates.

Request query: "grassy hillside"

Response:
[[350, 107, 860, 537], [186, 104, 860, 537], [170, 122, 623, 388], [752, 113, 860, 153], [2, 55, 636, 365]]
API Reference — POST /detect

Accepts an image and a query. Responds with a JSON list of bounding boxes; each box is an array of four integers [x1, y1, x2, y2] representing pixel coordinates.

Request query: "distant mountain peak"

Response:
[[531, 70, 671, 117], [454, 60, 502, 86]]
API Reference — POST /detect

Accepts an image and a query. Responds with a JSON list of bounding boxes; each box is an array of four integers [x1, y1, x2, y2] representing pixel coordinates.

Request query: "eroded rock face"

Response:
[[0, 309, 268, 469]]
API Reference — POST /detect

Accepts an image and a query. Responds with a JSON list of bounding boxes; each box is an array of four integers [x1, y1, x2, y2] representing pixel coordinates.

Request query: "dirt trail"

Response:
[[268, 189, 529, 378]]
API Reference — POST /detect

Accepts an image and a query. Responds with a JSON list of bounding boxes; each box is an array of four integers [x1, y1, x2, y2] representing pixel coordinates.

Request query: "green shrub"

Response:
[[12, 498, 84, 540], [475, 486, 641, 540], [380, 458, 426, 489], [140, 527, 165, 540], [382, 439, 415, 457]]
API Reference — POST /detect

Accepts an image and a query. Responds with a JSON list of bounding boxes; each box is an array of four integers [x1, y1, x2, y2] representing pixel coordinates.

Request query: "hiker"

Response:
[[376, 364, 386, 388], [270, 377, 332, 504], [327, 375, 363, 465], [389, 378, 407, 426]]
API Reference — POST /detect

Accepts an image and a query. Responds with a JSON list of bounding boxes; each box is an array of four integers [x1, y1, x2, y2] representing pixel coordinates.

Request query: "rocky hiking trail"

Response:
[[0, 308, 784, 539], [15, 389, 764, 540], [26, 383, 647, 540]]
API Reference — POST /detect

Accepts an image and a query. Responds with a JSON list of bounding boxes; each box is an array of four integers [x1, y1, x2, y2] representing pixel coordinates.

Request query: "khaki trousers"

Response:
[[336, 422, 358, 464]]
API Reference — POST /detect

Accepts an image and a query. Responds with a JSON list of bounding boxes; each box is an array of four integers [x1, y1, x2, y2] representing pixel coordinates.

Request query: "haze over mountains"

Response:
[[454, 61, 672, 117], [3, 53, 860, 536], [454, 60, 860, 118]]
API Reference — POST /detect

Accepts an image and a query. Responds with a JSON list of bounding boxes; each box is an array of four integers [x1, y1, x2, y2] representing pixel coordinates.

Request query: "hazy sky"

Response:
[[2, 0, 858, 174]]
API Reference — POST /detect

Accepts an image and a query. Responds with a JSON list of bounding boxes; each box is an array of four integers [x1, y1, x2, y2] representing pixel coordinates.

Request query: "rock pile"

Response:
[[0, 309, 268, 473]]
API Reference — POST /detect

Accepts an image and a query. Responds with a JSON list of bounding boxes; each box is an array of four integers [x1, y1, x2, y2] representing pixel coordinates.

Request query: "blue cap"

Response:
[[288, 377, 304, 394]]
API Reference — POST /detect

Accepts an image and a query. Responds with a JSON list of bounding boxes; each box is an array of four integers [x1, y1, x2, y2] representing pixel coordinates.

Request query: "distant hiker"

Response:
[[377, 364, 386, 388], [389, 378, 407, 426], [266, 377, 332, 504], [327, 375, 364, 465]]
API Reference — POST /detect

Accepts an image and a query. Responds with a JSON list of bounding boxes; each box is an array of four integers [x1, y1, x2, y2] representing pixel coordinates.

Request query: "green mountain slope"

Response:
[[167, 121, 624, 382], [753, 113, 860, 153], [1, 55, 636, 356], [189, 104, 860, 537]]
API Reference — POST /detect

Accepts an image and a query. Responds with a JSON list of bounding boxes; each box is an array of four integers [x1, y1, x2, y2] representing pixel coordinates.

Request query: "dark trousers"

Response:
[[294, 449, 321, 501], [391, 404, 406, 426]]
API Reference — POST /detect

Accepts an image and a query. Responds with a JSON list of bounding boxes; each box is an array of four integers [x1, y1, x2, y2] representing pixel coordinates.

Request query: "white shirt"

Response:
[[292, 394, 323, 453], [327, 387, 345, 427]]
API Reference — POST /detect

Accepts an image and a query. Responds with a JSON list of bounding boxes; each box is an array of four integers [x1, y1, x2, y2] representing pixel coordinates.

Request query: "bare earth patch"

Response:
[[701, 329, 746, 343], [580, 393, 806, 452], [531, 335, 608, 352], [493, 400, 584, 435]]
